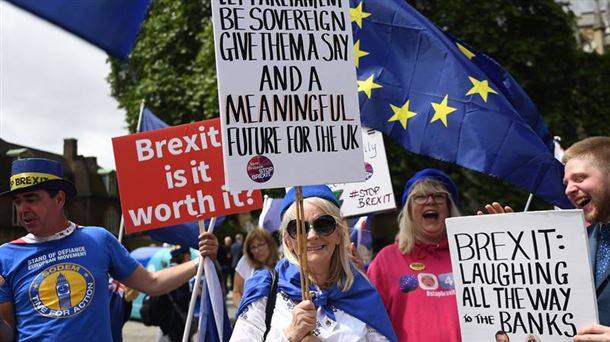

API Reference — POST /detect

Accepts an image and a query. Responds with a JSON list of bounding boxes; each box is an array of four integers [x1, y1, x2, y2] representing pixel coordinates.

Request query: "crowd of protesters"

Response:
[[1, 136, 609, 341]]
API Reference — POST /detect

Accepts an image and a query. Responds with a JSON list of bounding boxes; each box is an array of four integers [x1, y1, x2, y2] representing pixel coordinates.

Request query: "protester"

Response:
[[367, 168, 462, 341], [525, 334, 541, 342], [495, 330, 510, 342], [108, 278, 138, 342], [232, 228, 279, 307], [0, 158, 219, 341], [477, 137, 610, 341], [218, 236, 233, 292], [230, 234, 244, 291], [231, 185, 396, 341], [154, 245, 197, 342]]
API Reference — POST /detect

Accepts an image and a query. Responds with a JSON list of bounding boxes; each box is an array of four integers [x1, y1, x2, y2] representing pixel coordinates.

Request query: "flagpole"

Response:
[[357, 219, 362, 248], [117, 100, 146, 244], [182, 216, 217, 342], [524, 193, 534, 212], [117, 216, 125, 243], [258, 195, 269, 229], [135, 99, 146, 133]]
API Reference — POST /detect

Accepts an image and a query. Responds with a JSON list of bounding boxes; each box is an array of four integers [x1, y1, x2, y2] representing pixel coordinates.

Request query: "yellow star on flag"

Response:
[[350, 2, 371, 29], [388, 100, 417, 129], [357, 75, 382, 98], [354, 40, 369, 68], [430, 95, 457, 127], [465, 76, 498, 102], [456, 42, 475, 60]]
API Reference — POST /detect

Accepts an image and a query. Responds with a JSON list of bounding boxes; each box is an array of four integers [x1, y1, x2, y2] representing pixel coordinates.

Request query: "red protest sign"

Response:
[[112, 118, 263, 233]]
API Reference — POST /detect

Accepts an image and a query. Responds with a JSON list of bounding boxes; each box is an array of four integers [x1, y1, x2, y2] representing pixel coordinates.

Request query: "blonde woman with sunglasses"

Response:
[[231, 185, 396, 342]]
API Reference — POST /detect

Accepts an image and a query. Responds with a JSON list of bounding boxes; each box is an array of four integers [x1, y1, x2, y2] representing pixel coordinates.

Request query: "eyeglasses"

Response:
[[412, 192, 447, 205], [249, 242, 267, 251], [286, 215, 337, 239]]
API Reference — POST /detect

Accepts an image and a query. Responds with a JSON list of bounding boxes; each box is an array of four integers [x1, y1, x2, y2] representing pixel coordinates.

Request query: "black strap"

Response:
[[263, 269, 278, 341], [166, 292, 187, 324]]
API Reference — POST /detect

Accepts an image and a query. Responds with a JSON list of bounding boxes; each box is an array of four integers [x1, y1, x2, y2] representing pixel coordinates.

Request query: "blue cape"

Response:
[[237, 259, 397, 342]]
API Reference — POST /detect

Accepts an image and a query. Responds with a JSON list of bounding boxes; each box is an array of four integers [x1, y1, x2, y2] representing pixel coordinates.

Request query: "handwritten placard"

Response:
[[211, 0, 365, 191], [329, 129, 395, 217], [112, 118, 263, 233], [446, 210, 598, 341]]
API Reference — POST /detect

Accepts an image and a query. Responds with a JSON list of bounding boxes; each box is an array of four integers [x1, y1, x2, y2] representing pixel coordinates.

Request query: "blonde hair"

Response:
[[280, 197, 355, 291], [243, 228, 279, 270], [525, 334, 541, 342], [563, 136, 610, 173], [398, 178, 461, 254]]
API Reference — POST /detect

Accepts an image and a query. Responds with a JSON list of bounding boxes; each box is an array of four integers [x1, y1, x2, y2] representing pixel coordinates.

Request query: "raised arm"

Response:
[[122, 232, 218, 296]]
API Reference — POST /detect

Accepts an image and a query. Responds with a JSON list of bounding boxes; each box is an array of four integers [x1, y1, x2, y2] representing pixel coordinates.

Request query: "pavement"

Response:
[[122, 291, 237, 342]]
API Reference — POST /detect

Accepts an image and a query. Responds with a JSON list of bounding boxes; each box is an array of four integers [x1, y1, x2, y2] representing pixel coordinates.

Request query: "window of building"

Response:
[[104, 207, 120, 235], [100, 171, 118, 196]]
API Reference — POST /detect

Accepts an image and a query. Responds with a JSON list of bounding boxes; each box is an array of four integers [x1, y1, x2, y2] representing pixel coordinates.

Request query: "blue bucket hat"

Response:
[[0, 158, 76, 200], [401, 168, 459, 207], [280, 185, 339, 219]]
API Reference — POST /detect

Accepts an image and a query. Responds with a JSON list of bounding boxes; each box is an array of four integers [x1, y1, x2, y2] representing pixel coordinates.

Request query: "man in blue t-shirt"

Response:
[[0, 158, 219, 341]]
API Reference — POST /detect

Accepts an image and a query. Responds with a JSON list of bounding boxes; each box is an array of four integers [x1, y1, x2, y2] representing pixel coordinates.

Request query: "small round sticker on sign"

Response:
[[247, 156, 274, 183], [364, 162, 374, 181]]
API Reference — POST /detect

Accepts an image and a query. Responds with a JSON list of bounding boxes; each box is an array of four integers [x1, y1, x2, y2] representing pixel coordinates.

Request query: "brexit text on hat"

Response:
[[9, 172, 61, 191]]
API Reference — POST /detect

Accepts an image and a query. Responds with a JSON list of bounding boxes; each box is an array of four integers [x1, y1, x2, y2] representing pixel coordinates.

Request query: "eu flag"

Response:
[[350, 0, 571, 208], [7, 0, 150, 60], [137, 107, 224, 248]]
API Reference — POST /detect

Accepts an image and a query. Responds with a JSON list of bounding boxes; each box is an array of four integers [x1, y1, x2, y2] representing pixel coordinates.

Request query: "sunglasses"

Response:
[[286, 215, 337, 239]]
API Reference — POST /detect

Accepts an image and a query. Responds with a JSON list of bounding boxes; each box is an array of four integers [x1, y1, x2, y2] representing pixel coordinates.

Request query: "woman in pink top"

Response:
[[367, 168, 462, 341]]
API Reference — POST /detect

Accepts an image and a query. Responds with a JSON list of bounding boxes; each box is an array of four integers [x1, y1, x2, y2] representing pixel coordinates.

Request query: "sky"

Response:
[[0, 1, 603, 171], [0, 2, 127, 170]]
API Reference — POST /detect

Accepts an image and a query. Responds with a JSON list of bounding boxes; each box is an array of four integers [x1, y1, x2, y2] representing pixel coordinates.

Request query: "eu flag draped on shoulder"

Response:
[[350, 0, 571, 208], [7, 0, 150, 60]]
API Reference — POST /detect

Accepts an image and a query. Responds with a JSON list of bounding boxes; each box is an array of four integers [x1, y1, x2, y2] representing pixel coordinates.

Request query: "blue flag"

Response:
[[7, 0, 150, 60], [139, 107, 169, 132], [137, 107, 224, 248], [198, 279, 231, 342], [350, 0, 571, 208], [258, 197, 283, 232], [348, 216, 372, 250]]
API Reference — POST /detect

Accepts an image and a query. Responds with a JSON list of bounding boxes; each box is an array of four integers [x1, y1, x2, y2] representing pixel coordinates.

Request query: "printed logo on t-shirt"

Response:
[[438, 273, 455, 290], [417, 273, 439, 290], [29, 263, 95, 318]]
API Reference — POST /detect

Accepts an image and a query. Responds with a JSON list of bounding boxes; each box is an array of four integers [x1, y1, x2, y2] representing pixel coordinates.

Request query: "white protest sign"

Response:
[[447, 210, 598, 341], [211, 0, 365, 191], [329, 129, 395, 217]]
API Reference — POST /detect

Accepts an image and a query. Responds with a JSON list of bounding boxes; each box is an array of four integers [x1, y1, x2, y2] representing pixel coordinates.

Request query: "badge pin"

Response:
[[409, 262, 425, 271]]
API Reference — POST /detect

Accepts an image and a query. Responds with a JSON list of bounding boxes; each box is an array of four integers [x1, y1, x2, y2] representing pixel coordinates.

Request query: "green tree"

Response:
[[108, 0, 216, 132]]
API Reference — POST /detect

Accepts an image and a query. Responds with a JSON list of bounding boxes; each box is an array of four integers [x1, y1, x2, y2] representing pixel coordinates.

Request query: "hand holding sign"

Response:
[[447, 210, 598, 341]]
